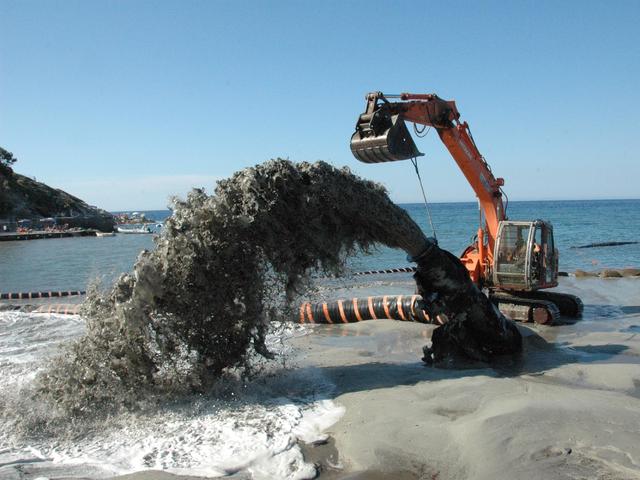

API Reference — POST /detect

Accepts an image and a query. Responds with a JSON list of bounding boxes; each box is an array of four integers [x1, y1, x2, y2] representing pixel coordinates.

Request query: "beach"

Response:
[[3, 0, 639, 476], [289, 275, 640, 479], [1, 274, 639, 479], [1, 198, 639, 480]]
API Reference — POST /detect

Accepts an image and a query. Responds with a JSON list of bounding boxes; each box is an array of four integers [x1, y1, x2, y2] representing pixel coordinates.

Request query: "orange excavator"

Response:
[[350, 92, 582, 324]]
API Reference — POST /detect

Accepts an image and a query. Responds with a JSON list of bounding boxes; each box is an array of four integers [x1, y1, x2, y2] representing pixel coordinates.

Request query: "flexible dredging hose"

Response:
[[302, 238, 523, 365], [298, 295, 446, 325], [412, 239, 522, 364]]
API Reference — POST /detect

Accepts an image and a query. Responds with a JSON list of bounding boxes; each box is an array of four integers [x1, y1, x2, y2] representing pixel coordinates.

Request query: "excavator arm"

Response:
[[351, 92, 506, 283]]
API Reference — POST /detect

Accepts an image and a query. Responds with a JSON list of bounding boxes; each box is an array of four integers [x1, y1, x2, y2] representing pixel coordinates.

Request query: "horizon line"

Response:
[[112, 197, 640, 212]]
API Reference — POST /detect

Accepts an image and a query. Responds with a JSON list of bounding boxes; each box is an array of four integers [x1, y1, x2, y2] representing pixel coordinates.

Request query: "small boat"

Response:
[[117, 226, 154, 234], [96, 231, 116, 237]]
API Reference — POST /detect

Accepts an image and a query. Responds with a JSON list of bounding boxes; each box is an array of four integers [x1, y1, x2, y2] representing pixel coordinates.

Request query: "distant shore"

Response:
[[0, 228, 100, 242]]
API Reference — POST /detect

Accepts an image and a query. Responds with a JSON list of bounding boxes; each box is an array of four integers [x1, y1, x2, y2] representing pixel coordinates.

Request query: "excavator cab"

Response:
[[350, 96, 423, 163], [493, 220, 558, 291]]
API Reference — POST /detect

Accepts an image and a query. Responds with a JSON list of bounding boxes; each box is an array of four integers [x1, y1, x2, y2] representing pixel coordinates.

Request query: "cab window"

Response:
[[496, 223, 530, 284]]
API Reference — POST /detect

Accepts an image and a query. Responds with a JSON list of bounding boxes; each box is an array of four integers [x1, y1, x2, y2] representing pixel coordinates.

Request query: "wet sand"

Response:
[[4, 276, 640, 479], [110, 276, 640, 479], [290, 276, 640, 479]]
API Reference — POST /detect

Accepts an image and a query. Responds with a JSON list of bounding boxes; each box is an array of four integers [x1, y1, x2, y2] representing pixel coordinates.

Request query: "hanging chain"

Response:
[[413, 123, 431, 138]]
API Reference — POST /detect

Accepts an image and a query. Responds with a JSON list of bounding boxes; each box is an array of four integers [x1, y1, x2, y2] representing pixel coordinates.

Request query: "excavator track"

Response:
[[491, 289, 583, 322], [510, 290, 584, 318], [489, 291, 561, 325]]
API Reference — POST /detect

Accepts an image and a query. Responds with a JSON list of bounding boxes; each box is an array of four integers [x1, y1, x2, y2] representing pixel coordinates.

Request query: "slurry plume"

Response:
[[35, 159, 430, 416]]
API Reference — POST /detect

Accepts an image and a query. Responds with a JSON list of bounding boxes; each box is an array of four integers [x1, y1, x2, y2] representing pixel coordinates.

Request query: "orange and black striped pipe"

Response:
[[298, 295, 446, 325]]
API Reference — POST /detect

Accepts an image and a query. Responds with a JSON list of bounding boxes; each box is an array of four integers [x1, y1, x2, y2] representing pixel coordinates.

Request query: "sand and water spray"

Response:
[[18, 159, 430, 423]]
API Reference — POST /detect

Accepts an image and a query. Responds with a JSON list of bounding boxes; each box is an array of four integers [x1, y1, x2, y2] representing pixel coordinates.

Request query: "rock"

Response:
[[0, 171, 115, 231], [600, 269, 623, 278], [574, 269, 598, 278], [621, 268, 640, 277]]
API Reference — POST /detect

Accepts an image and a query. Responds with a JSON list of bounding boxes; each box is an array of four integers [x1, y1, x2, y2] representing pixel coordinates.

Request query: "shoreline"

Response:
[[292, 276, 640, 479], [0, 229, 101, 241], [1, 276, 639, 479]]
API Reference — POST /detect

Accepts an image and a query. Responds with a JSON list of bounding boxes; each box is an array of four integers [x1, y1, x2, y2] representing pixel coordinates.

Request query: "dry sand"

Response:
[[290, 277, 640, 479]]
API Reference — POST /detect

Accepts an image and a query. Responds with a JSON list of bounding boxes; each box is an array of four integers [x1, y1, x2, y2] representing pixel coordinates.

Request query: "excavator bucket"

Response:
[[350, 110, 423, 163]]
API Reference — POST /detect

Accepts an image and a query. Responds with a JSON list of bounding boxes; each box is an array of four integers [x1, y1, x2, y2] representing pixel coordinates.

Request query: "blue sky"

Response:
[[1, 1, 638, 210]]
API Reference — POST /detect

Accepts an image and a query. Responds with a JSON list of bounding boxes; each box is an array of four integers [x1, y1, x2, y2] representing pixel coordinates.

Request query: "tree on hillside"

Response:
[[0, 147, 17, 175]]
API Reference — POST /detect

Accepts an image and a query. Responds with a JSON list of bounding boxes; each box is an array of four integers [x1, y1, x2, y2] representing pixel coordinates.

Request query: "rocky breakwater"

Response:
[[575, 268, 640, 278]]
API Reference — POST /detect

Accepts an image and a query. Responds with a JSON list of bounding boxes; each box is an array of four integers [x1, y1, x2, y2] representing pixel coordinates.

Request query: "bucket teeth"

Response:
[[350, 112, 423, 163]]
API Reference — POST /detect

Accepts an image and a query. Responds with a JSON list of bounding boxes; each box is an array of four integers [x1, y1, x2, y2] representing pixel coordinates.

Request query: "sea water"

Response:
[[1, 161, 436, 479], [1, 200, 637, 293], [0, 198, 638, 479], [0, 311, 342, 479], [349, 199, 640, 273]]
